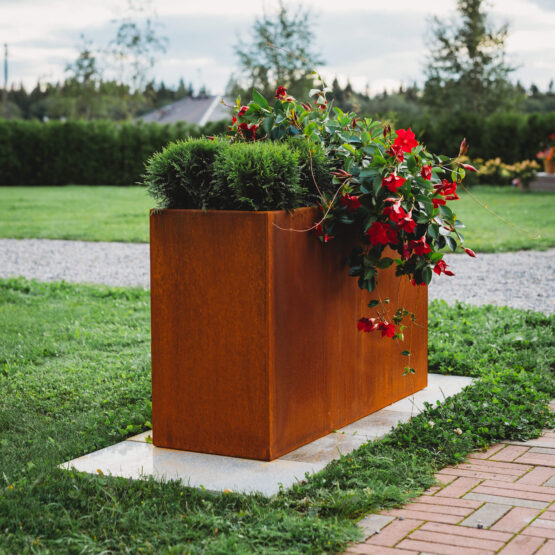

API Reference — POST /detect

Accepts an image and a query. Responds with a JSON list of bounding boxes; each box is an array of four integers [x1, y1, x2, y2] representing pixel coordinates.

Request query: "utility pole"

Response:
[[2, 44, 7, 119]]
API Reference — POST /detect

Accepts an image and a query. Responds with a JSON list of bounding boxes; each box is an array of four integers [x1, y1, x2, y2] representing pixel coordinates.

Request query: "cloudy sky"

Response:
[[1, 0, 554, 95]]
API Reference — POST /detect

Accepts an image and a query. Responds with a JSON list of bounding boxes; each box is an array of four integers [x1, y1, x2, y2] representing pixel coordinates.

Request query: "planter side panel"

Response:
[[269, 209, 427, 458], [150, 210, 271, 459]]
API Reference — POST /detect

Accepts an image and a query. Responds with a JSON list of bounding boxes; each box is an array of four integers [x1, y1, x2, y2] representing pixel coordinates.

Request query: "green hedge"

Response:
[[1, 112, 553, 186], [394, 111, 555, 163], [0, 119, 211, 186], [145, 138, 334, 211]]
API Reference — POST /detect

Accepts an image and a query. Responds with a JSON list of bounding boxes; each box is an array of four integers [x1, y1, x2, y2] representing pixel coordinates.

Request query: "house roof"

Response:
[[139, 95, 233, 126]]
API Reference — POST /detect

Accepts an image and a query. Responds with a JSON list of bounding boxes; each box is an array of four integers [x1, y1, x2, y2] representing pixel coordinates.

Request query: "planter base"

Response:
[[62, 375, 471, 495], [150, 207, 428, 461]]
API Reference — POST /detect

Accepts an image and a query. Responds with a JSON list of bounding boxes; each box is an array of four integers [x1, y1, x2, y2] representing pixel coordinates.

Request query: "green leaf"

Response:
[[445, 236, 457, 251], [401, 350, 411, 356], [376, 257, 394, 269], [262, 116, 275, 134], [368, 300, 380, 308], [253, 89, 269, 110], [422, 266, 433, 285]]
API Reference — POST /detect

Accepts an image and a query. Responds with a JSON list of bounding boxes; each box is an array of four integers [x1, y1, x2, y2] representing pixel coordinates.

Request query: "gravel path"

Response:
[[0, 238, 553, 313]]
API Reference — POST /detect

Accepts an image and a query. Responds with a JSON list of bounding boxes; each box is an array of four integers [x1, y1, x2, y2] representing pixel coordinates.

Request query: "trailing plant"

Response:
[[229, 85, 476, 347]]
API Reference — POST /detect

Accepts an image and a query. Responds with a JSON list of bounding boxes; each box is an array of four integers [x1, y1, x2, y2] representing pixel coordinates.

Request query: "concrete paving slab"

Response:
[[61, 374, 473, 496]]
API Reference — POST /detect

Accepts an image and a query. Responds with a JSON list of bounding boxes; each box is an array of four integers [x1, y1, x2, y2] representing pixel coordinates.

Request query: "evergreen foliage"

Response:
[[423, 0, 518, 114], [145, 139, 332, 211]]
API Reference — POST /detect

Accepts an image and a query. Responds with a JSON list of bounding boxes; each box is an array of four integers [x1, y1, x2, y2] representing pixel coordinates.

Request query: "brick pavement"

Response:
[[346, 402, 555, 554]]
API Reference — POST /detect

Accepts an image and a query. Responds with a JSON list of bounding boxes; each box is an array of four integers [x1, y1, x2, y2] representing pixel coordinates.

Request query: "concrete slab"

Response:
[[61, 373, 473, 496]]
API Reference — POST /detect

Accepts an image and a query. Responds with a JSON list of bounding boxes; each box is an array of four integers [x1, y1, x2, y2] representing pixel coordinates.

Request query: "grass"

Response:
[[0, 185, 554, 252], [0, 278, 553, 553], [0, 186, 152, 243]]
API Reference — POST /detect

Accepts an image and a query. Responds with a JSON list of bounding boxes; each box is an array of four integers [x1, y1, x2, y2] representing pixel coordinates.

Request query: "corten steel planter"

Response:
[[150, 207, 428, 461], [544, 159, 555, 175]]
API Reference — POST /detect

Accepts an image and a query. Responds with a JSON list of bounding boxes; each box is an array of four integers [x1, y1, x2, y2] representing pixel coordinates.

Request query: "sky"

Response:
[[1, 0, 554, 95]]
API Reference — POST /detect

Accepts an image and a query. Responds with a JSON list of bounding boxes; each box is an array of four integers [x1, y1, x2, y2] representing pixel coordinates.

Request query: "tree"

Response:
[[232, 0, 323, 100], [423, 0, 518, 114], [107, 0, 168, 92]]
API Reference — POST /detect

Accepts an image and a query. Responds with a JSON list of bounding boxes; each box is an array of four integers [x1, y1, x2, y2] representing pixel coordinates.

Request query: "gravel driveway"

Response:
[[0, 238, 553, 313]]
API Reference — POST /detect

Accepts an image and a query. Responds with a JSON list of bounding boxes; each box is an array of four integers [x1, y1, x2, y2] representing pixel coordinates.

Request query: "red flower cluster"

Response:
[[434, 179, 459, 200], [357, 318, 396, 338], [408, 235, 431, 255], [340, 193, 362, 213], [238, 105, 249, 117], [357, 317, 378, 332], [367, 221, 397, 246], [383, 199, 416, 233], [275, 86, 287, 98], [382, 173, 406, 193], [432, 197, 446, 208], [433, 259, 455, 276], [357, 318, 395, 337], [386, 145, 404, 163], [393, 128, 418, 153]]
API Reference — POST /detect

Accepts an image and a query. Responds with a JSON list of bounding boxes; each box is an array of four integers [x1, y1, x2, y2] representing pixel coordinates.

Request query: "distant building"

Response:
[[139, 95, 233, 126]]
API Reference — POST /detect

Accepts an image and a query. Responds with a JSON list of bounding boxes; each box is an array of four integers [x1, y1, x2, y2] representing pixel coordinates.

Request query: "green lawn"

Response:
[[0, 186, 152, 243], [0, 185, 554, 252], [0, 278, 553, 553]]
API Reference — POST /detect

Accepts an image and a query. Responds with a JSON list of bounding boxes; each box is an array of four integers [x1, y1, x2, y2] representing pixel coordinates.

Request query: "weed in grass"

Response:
[[0, 278, 553, 553]]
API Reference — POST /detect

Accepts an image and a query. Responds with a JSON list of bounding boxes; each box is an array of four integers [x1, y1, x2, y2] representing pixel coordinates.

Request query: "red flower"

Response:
[[420, 165, 432, 180], [399, 214, 416, 234], [411, 279, 426, 287], [315, 223, 333, 243], [367, 221, 397, 246], [357, 317, 378, 333], [460, 163, 478, 173], [432, 197, 446, 208], [231, 116, 237, 125], [238, 105, 249, 117], [382, 173, 406, 193], [409, 235, 432, 255], [549, 133, 555, 141], [340, 193, 362, 213], [464, 247, 476, 257], [459, 138, 468, 156], [393, 128, 418, 153], [378, 321, 396, 338], [383, 199, 406, 223], [275, 86, 287, 98], [433, 259, 455, 276], [435, 179, 457, 196], [401, 244, 411, 260], [386, 144, 404, 163]]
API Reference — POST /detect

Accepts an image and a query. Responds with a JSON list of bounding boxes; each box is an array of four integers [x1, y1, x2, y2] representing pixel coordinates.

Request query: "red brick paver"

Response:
[[347, 428, 555, 554]]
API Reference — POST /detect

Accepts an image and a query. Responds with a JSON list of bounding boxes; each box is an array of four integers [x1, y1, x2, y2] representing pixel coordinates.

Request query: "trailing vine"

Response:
[[227, 83, 475, 355]]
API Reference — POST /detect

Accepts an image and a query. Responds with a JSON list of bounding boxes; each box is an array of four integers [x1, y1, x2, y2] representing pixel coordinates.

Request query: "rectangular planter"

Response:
[[150, 207, 428, 461]]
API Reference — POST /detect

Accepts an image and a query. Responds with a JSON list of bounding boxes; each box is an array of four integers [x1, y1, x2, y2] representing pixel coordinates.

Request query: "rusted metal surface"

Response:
[[150, 207, 427, 461]]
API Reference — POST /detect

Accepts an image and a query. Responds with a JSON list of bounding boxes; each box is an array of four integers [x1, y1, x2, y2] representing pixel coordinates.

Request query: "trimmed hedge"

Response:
[[0, 119, 205, 186], [145, 138, 333, 211], [1, 112, 553, 186], [394, 111, 555, 163]]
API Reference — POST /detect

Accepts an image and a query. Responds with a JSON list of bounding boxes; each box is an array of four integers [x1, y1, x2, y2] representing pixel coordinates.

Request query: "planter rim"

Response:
[[149, 206, 319, 216]]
